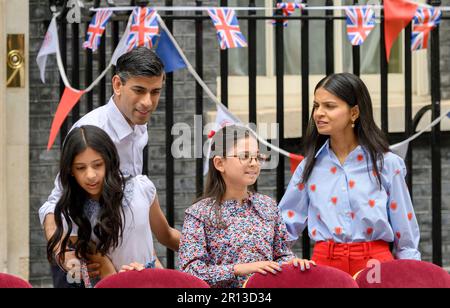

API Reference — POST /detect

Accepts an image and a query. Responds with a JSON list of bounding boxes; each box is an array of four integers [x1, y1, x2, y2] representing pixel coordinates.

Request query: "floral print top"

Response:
[[179, 192, 295, 288]]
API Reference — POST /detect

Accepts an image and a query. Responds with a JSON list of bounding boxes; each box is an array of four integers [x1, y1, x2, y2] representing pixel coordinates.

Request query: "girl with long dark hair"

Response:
[[178, 125, 314, 288], [279, 73, 421, 276], [47, 125, 179, 286]]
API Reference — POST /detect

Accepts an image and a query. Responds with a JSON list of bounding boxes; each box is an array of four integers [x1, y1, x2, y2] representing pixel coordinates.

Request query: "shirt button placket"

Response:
[[342, 169, 352, 224], [132, 131, 137, 175]]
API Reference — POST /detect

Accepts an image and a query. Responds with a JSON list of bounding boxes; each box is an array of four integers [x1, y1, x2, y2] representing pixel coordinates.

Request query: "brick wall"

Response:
[[28, 0, 450, 287], [441, 0, 450, 99], [29, 0, 62, 287]]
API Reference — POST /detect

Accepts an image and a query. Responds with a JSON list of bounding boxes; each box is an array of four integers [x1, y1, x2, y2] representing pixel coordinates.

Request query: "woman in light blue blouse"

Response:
[[279, 73, 421, 276]]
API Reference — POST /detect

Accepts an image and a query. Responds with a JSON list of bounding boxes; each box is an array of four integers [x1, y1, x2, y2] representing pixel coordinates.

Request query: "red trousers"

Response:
[[311, 240, 394, 277]]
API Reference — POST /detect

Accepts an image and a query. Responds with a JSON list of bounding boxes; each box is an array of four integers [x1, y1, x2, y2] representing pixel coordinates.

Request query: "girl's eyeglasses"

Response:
[[227, 153, 269, 165]]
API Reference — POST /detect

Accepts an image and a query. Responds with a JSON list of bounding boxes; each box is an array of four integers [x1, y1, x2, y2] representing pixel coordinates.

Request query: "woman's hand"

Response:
[[119, 262, 145, 273], [285, 258, 317, 271], [233, 261, 283, 276]]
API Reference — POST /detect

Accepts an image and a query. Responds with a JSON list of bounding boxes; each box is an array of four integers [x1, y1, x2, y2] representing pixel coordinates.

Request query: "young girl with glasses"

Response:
[[178, 124, 315, 288]]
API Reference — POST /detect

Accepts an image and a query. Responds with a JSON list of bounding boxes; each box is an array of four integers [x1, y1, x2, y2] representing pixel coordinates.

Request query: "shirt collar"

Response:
[[107, 96, 134, 141], [218, 191, 254, 208], [315, 138, 366, 162], [219, 192, 277, 221], [315, 139, 331, 159]]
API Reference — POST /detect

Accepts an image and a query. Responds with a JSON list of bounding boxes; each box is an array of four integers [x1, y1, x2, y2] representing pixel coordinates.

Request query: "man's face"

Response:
[[112, 74, 164, 126]]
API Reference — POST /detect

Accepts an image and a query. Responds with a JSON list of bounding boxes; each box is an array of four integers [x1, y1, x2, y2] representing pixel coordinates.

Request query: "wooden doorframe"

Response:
[[0, 0, 30, 279], [0, 0, 8, 274]]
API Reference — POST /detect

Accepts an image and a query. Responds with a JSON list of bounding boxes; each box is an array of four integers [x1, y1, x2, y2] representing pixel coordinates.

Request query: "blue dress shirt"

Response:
[[279, 139, 421, 260]]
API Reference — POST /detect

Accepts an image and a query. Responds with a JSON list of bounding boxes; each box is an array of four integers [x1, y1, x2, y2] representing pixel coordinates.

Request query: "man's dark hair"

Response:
[[115, 47, 165, 83]]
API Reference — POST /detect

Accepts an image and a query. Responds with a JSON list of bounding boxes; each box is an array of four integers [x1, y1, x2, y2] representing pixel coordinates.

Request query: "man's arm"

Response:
[[149, 195, 181, 252], [43, 214, 57, 241], [39, 174, 63, 240]]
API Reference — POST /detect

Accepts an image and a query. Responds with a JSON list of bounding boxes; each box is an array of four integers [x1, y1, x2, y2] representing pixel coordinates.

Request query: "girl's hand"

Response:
[[86, 261, 101, 279], [233, 261, 283, 276], [60, 250, 79, 272], [286, 258, 316, 271], [155, 258, 164, 269], [59, 251, 101, 279], [119, 262, 145, 273], [87, 252, 117, 279]]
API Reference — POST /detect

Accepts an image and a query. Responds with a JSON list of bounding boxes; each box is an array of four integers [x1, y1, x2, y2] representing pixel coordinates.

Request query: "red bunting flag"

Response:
[[289, 153, 304, 174], [47, 87, 85, 150], [384, 0, 418, 61]]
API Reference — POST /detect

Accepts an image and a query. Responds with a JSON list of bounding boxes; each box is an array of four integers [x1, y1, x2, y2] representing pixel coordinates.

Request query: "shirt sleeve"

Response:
[[69, 220, 79, 237], [178, 213, 235, 286], [272, 202, 296, 263], [278, 160, 309, 242], [387, 156, 421, 260], [38, 174, 63, 226], [134, 175, 157, 208]]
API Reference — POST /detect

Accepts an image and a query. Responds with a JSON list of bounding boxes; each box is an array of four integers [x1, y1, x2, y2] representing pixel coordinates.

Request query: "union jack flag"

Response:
[[207, 8, 247, 50], [411, 7, 441, 51], [126, 7, 159, 51], [345, 6, 376, 46], [273, 2, 303, 27], [83, 9, 113, 52]]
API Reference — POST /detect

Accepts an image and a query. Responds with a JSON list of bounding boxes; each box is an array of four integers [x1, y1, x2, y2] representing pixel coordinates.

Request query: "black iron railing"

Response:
[[52, 0, 444, 267]]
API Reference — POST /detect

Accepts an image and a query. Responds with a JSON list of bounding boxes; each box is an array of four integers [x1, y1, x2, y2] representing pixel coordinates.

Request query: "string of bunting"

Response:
[[37, 1, 450, 174]]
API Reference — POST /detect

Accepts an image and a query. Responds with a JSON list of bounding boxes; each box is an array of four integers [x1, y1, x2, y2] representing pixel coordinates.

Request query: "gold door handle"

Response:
[[6, 34, 25, 88]]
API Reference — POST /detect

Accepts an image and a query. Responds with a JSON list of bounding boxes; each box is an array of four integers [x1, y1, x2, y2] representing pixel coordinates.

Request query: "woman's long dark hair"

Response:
[[199, 125, 257, 229], [47, 125, 126, 265], [302, 73, 390, 188]]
